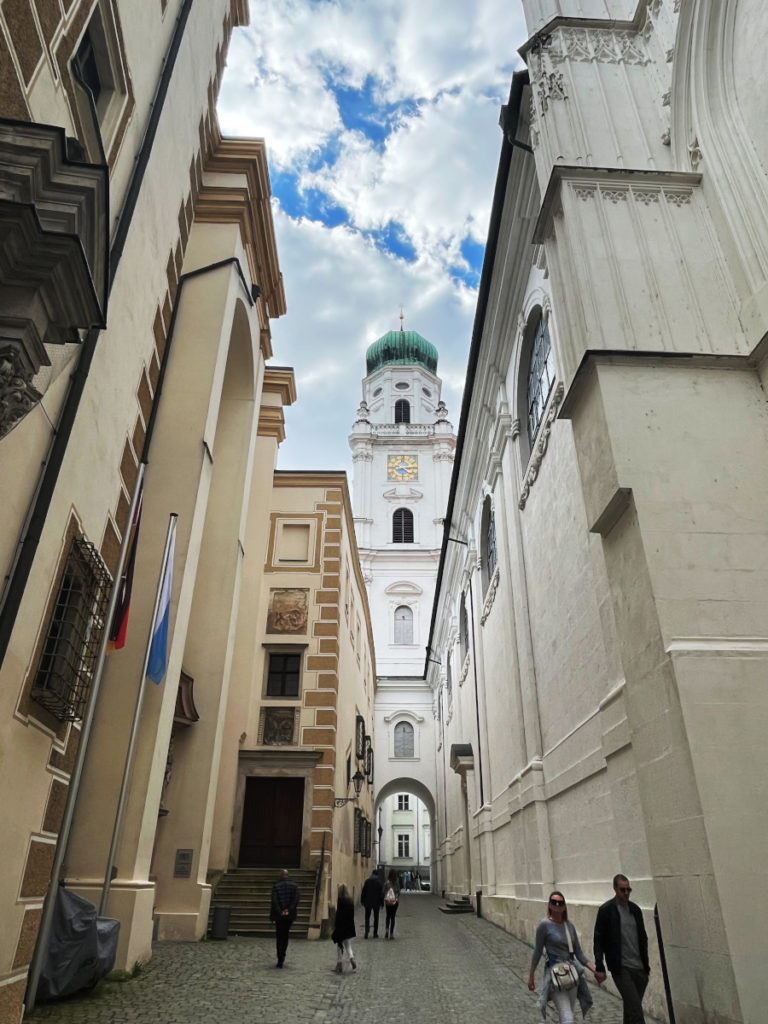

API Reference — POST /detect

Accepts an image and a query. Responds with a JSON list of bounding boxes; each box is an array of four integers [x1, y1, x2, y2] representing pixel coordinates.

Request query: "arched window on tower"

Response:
[[394, 720, 414, 757], [395, 399, 410, 423], [394, 605, 413, 645], [480, 495, 497, 592], [392, 507, 414, 543]]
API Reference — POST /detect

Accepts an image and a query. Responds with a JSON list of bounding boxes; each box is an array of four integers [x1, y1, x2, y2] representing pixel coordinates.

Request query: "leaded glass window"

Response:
[[527, 314, 555, 444]]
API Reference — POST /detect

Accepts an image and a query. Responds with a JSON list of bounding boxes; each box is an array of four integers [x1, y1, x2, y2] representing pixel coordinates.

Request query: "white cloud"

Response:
[[217, 0, 529, 471]]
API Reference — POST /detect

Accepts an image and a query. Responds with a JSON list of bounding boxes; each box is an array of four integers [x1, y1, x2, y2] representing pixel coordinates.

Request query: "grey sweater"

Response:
[[531, 919, 589, 967]]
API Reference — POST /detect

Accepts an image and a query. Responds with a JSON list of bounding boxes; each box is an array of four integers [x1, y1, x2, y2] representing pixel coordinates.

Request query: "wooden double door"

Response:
[[238, 776, 304, 867]]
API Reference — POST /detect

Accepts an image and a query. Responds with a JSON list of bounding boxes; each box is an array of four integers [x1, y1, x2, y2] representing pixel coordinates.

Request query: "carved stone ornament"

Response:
[[519, 382, 565, 510], [688, 137, 702, 170], [459, 652, 470, 686], [259, 706, 298, 746], [548, 26, 649, 66], [480, 566, 500, 626], [663, 188, 693, 206], [0, 346, 42, 439], [355, 400, 370, 422], [267, 588, 309, 634], [536, 70, 568, 114]]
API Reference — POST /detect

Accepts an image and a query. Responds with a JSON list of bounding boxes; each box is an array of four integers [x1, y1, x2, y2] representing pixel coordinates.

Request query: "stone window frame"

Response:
[[394, 398, 410, 423], [393, 604, 414, 645], [396, 832, 411, 859], [60, 0, 133, 165], [261, 643, 308, 701], [392, 507, 414, 543]]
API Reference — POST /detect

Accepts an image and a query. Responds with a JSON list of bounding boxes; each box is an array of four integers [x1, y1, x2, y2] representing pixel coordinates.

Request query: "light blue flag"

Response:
[[147, 518, 176, 684]]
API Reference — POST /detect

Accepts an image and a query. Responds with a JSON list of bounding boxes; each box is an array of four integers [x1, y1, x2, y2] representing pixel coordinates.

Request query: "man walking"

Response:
[[594, 874, 650, 1023], [360, 868, 383, 938], [270, 868, 299, 968]]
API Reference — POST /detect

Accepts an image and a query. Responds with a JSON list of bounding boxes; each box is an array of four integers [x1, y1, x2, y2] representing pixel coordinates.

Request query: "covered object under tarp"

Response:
[[36, 886, 120, 1001]]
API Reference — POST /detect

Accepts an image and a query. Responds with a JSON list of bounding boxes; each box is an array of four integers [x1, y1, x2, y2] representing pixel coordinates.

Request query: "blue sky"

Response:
[[218, 0, 527, 472]]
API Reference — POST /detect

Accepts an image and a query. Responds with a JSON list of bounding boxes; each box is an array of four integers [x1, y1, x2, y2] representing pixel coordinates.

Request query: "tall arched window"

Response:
[[459, 594, 469, 665], [394, 605, 413, 644], [394, 399, 410, 423], [526, 312, 555, 444], [480, 495, 497, 591], [392, 507, 414, 543], [394, 721, 414, 757]]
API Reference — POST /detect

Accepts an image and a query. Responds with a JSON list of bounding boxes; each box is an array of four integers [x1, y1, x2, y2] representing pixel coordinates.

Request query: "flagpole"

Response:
[[99, 512, 177, 917], [26, 465, 146, 1012]]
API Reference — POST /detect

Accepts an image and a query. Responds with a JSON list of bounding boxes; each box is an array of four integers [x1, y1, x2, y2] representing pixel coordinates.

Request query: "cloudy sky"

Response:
[[218, 0, 527, 473]]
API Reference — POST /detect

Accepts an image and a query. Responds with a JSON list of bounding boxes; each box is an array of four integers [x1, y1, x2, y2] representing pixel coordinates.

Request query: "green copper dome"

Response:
[[366, 329, 438, 375]]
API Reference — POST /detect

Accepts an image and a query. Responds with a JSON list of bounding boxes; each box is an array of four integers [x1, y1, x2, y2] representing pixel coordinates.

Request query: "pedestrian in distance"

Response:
[[360, 867, 383, 938], [269, 868, 299, 968], [331, 884, 357, 973], [383, 869, 400, 939], [528, 890, 600, 1022], [593, 874, 650, 1024]]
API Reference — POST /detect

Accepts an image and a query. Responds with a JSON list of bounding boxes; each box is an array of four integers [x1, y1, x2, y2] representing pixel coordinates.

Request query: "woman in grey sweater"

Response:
[[527, 890, 600, 1021]]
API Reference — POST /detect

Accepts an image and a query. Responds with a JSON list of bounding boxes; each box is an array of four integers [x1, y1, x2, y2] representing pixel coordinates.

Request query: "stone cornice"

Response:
[[262, 366, 297, 406], [257, 405, 285, 443], [533, 166, 702, 244], [199, 130, 287, 320]]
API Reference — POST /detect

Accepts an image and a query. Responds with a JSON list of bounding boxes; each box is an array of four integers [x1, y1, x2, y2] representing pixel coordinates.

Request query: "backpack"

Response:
[[384, 885, 397, 906]]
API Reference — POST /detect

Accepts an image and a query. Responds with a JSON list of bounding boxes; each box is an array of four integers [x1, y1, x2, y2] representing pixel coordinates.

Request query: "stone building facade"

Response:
[[0, 2, 297, 1019], [428, 3, 768, 1024]]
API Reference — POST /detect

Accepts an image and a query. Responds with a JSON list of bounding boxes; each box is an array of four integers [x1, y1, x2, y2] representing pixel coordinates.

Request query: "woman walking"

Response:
[[383, 869, 400, 939], [332, 884, 356, 973], [527, 890, 600, 1021]]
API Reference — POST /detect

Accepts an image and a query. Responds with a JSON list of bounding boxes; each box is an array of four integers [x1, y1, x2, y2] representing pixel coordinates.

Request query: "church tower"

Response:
[[349, 321, 455, 677]]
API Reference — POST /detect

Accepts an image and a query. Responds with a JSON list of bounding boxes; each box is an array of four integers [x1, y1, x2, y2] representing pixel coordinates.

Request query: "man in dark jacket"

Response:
[[360, 869, 383, 938], [270, 869, 299, 968], [593, 874, 650, 1023]]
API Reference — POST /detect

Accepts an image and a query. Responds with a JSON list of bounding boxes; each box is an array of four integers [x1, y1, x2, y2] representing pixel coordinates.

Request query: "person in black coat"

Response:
[[269, 869, 299, 968], [360, 869, 383, 938], [331, 884, 356, 973], [593, 874, 650, 1024]]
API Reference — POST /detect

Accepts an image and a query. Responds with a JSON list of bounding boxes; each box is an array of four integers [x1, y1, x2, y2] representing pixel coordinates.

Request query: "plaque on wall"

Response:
[[174, 848, 194, 878], [258, 706, 299, 746], [267, 588, 309, 634]]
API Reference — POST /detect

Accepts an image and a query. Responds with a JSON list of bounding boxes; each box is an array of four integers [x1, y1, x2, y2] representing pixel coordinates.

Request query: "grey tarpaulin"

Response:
[[36, 886, 120, 1001]]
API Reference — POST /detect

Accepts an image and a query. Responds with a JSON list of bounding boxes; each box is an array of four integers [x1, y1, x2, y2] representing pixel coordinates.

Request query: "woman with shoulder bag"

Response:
[[527, 890, 600, 1021]]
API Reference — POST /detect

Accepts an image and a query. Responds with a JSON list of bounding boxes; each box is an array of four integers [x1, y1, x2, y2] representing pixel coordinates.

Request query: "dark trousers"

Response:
[[385, 903, 398, 935], [275, 917, 292, 963], [364, 905, 380, 936], [612, 967, 649, 1024]]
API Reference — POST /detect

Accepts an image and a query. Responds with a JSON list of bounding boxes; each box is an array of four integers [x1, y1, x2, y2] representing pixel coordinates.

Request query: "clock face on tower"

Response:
[[387, 454, 418, 481]]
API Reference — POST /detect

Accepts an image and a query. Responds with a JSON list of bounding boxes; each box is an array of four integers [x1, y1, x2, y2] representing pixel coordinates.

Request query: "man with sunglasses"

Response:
[[593, 874, 650, 1023]]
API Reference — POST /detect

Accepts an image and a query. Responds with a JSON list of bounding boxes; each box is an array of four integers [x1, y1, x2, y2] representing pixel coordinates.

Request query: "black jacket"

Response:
[[270, 878, 299, 923], [593, 898, 649, 974], [332, 896, 356, 943], [360, 873, 383, 909]]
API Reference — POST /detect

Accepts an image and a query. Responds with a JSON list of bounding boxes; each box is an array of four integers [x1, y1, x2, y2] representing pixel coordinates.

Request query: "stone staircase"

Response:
[[438, 895, 474, 915], [208, 867, 317, 937]]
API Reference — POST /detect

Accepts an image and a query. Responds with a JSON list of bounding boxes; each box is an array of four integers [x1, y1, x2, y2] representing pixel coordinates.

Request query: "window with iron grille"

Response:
[[392, 507, 414, 543], [31, 537, 112, 722], [527, 314, 555, 444], [266, 652, 301, 697], [397, 833, 410, 858], [355, 714, 366, 760], [394, 721, 414, 758], [394, 605, 413, 645], [398, 794, 410, 811], [354, 807, 362, 854], [394, 399, 410, 423]]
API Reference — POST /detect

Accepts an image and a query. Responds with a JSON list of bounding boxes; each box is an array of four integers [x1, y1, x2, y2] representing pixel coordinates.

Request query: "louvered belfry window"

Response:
[[393, 507, 414, 543], [394, 399, 410, 423]]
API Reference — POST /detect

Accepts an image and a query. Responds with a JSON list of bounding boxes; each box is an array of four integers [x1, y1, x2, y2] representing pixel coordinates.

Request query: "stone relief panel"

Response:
[[258, 707, 300, 746], [267, 588, 309, 635]]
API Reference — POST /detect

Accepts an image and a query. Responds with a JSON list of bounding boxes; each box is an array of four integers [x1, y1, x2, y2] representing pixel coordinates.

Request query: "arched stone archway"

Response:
[[374, 775, 437, 891]]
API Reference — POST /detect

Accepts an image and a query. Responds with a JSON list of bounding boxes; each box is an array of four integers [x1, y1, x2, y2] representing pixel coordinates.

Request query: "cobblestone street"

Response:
[[27, 894, 663, 1024]]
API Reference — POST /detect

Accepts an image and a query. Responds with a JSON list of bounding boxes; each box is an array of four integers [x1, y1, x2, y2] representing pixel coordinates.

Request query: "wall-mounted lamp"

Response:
[[334, 769, 365, 807]]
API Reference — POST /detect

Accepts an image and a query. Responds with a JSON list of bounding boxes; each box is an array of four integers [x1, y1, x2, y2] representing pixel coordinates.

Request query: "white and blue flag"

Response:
[[147, 516, 177, 684]]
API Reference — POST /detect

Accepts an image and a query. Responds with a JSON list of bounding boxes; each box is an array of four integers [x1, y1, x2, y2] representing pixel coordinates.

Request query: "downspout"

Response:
[[423, 69, 530, 680], [0, 0, 195, 671]]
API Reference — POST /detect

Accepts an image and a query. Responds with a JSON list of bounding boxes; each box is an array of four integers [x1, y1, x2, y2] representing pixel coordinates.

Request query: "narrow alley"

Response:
[[27, 894, 662, 1024]]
